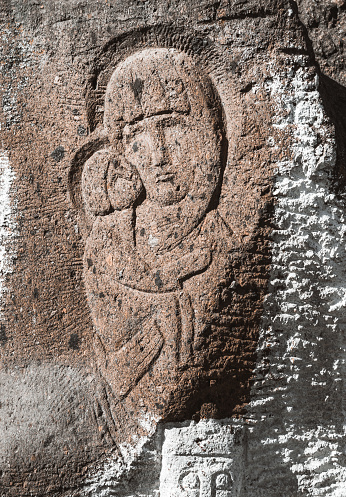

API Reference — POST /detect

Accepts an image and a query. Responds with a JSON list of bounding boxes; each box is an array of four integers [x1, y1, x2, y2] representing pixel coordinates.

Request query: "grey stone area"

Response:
[[0, 1, 345, 496]]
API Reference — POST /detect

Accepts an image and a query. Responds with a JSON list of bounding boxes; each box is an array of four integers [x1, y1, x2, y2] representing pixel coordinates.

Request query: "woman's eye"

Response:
[[127, 136, 149, 161]]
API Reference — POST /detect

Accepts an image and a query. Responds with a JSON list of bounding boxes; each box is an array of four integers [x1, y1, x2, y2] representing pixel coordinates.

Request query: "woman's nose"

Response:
[[151, 134, 170, 167]]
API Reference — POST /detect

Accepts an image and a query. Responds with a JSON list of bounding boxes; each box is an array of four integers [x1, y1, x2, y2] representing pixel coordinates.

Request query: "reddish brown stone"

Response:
[[0, 1, 312, 494]]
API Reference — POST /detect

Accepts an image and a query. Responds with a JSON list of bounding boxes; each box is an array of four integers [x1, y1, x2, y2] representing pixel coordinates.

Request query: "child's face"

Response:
[[81, 149, 143, 217], [106, 158, 143, 211]]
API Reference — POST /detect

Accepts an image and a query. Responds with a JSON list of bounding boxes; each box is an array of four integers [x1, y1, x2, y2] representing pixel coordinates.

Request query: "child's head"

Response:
[[107, 156, 143, 211], [81, 148, 143, 217]]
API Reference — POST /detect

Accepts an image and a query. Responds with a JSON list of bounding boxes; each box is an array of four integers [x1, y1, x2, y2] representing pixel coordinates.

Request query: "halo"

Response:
[[68, 25, 242, 241]]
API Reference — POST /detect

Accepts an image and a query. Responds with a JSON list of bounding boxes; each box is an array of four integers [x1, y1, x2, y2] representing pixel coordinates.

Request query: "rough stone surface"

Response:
[[159, 420, 245, 497], [0, 1, 345, 496]]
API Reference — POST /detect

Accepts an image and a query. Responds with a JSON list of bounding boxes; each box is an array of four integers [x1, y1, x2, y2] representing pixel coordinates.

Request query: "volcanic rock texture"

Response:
[[0, 1, 345, 496]]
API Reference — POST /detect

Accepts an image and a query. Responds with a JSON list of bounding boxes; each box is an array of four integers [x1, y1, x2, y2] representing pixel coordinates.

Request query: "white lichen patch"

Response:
[[0, 24, 36, 128], [0, 151, 17, 322], [249, 53, 346, 496], [119, 410, 161, 465]]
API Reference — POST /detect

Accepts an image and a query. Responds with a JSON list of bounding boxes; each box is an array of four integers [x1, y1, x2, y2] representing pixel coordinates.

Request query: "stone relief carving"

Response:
[[69, 33, 273, 444], [3, 3, 343, 494], [178, 468, 233, 497], [80, 47, 232, 419], [159, 421, 245, 497]]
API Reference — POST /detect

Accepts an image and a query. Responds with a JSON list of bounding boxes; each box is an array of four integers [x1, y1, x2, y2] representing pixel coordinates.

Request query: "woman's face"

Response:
[[123, 113, 203, 206]]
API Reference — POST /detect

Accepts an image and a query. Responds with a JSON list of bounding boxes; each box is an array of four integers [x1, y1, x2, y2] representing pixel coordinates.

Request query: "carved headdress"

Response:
[[104, 48, 221, 132]]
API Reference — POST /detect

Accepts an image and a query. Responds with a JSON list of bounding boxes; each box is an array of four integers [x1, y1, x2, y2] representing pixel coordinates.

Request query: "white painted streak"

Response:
[[0, 151, 16, 316]]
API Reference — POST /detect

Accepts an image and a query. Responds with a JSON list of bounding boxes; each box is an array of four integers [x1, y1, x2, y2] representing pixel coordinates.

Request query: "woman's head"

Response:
[[104, 48, 225, 210]]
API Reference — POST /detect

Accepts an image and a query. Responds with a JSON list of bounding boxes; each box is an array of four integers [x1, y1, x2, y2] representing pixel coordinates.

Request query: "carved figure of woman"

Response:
[[72, 48, 234, 432]]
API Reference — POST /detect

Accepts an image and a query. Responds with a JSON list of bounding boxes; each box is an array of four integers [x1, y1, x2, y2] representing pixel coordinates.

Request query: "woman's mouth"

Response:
[[156, 173, 175, 183]]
